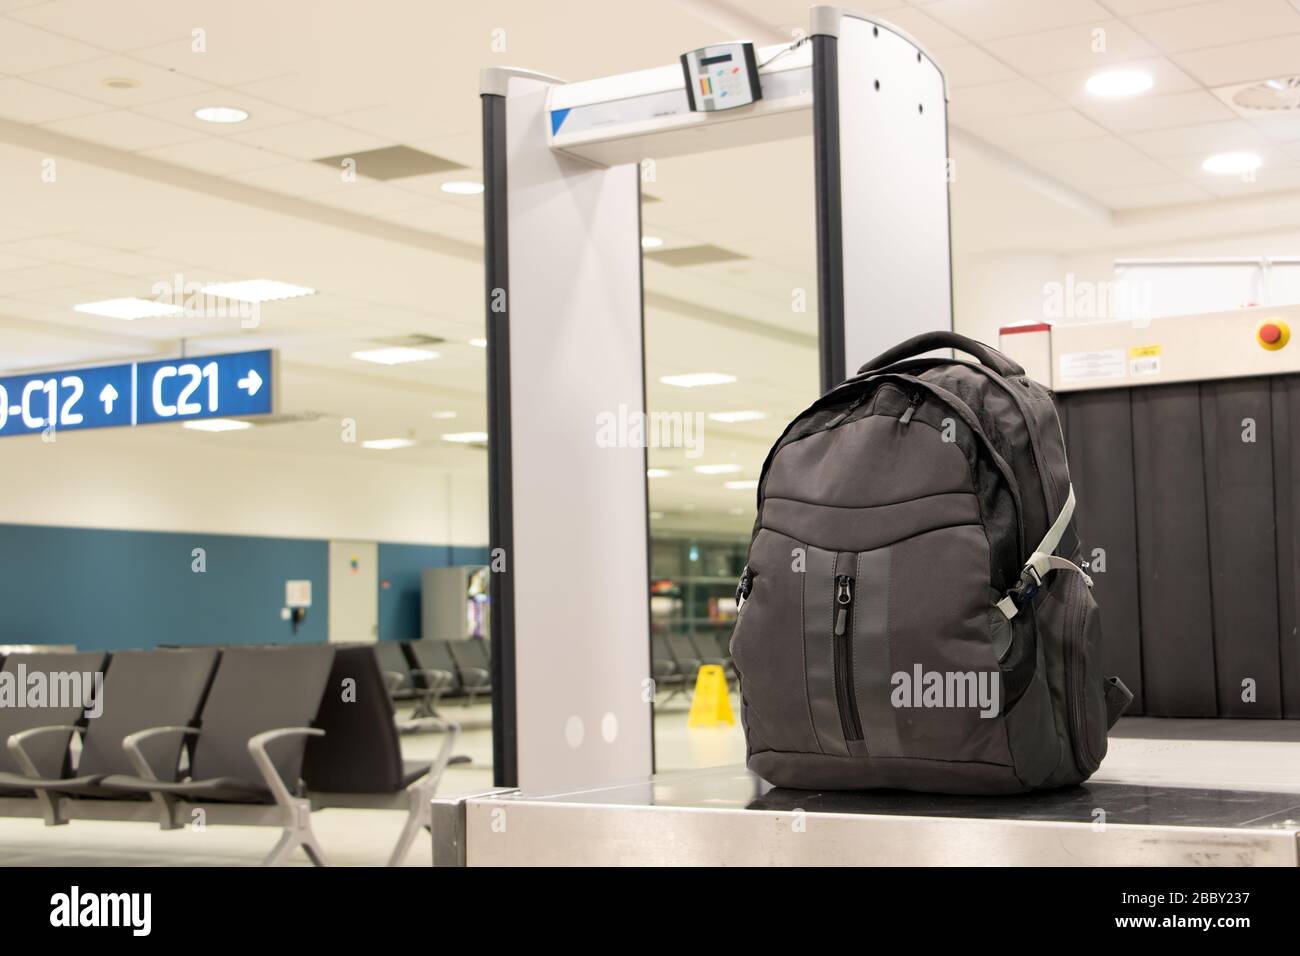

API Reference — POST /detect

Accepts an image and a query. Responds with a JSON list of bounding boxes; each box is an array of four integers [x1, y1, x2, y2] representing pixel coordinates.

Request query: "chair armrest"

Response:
[[402, 719, 462, 795], [122, 726, 201, 782], [381, 669, 405, 695], [247, 727, 324, 808], [460, 667, 490, 689], [411, 668, 453, 692], [6, 725, 82, 778]]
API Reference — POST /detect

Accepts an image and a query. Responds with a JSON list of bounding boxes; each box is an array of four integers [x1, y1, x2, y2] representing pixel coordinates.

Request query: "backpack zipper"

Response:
[[899, 391, 922, 425], [833, 574, 863, 742]]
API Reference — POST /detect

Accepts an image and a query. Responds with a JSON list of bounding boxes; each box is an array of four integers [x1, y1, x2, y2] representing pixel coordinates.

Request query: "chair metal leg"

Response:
[[261, 798, 329, 867]]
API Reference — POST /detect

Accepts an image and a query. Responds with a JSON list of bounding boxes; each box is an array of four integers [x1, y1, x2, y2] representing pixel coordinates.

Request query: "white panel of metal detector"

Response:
[[503, 78, 653, 793], [837, 15, 952, 372]]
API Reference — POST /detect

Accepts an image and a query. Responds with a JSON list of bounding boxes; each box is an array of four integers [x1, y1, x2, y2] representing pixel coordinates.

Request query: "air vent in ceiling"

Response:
[[371, 333, 446, 348], [643, 244, 748, 267], [1220, 77, 1300, 113], [313, 145, 466, 180]]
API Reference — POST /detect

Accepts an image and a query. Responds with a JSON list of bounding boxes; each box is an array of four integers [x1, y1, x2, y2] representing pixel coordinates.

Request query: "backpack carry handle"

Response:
[[857, 331, 1024, 378]]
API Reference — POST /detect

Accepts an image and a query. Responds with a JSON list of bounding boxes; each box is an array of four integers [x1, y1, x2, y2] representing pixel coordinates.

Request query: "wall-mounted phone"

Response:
[[283, 579, 312, 635]]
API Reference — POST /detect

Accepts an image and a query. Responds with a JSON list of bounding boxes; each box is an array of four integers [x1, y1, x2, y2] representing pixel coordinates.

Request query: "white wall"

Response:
[[954, 251, 1065, 345], [0, 427, 488, 546]]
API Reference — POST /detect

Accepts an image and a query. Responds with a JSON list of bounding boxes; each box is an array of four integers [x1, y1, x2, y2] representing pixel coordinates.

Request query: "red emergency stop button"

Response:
[[1258, 320, 1290, 351]]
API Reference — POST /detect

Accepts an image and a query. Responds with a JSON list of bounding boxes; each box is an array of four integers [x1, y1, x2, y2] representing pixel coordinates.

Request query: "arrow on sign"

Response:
[[99, 383, 118, 414], [237, 370, 263, 397]]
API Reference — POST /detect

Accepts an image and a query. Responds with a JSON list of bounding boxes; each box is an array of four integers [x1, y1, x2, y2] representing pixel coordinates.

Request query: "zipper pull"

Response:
[[834, 575, 853, 636], [899, 392, 922, 425], [735, 566, 753, 607]]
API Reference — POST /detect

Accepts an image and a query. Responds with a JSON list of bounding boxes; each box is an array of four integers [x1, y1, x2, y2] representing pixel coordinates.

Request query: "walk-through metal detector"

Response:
[[481, 6, 953, 793]]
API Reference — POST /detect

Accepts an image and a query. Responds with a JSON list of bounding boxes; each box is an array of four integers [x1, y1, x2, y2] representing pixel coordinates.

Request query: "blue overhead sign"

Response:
[[0, 349, 277, 438]]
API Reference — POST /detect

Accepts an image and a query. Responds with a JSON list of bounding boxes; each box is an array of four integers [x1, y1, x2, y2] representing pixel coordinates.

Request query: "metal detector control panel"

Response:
[[681, 42, 760, 112]]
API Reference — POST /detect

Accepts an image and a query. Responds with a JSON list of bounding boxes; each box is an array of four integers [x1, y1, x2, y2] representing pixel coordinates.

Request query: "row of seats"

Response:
[[652, 631, 733, 698], [0, 643, 460, 866], [374, 638, 492, 717]]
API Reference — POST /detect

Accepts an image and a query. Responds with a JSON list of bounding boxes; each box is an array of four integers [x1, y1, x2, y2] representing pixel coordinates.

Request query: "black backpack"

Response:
[[731, 331, 1132, 794]]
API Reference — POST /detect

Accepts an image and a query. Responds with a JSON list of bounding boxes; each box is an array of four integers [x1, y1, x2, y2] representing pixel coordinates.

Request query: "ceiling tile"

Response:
[[0, 235, 115, 261], [1099, 0, 1212, 13], [1160, 143, 1298, 176], [938, 44, 1019, 88], [1172, 34, 1300, 87], [131, 90, 306, 134], [985, 21, 1159, 76], [1022, 135, 1178, 185], [925, 0, 1109, 41], [949, 78, 1064, 120], [1098, 181, 1211, 208], [878, 6, 966, 50], [0, 76, 108, 123], [138, 137, 288, 174], [7, 0, 196, 49], [0, 252, 44, 270], [232, 118, 388, 160], [964, 108, 1109, 150], [312, 184, 439, 217], [1125, 118, 1271, 158], [42, 109, 204, 151], [1080, 90, 1238, 133], [1250, 113, 1300, 142], [74, 252, 189, 277], [0, 16, 105, 73], [22, 54, 214, 106], [1130, 0, 1300, 54], [330, 101, 458, 144], [227, 161, 355, 197], [130, 37, 287, 87]]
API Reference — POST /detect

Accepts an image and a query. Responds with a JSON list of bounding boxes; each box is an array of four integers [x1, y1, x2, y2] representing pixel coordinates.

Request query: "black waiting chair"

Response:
[[651, 634, 688, 702], [374, 640, 413, 697], [0, 651, 108, 815], [100, 644, 336, 866], [665, 633, 704, 688], [304, 645, 463, 865], [0, 648, 217, 825], [445, 638, 492, 706]]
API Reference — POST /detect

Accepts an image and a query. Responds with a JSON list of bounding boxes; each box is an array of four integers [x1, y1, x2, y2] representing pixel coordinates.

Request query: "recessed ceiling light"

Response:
[[74, 297, 184, 320], [708, 410, 767, 423], [431, 410, 458, 419], [351, 347, 440, 365], [693, 463, 742, 475], [1084, 69, 1153, 98], [641, 236, 664, 249], [468, 337, 487, 348], [194, 105, 249, 124], [362, 438, 418, 450], [183, 418, 252, 432], [441, 181, 484, 195], [1202, 151, 1262, 175], [198, 279, 314, 302], [660, 372, 737, 388], [647, 468, 672, 478], [725, 479, 759, 490], [649, 511, 665, 520], [442, 431, 489, 443], [102, 77, 139, 90]]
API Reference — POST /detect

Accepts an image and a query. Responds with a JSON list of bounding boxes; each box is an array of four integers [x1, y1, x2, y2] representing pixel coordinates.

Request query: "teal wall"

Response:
[[0, 523, 486, 651]]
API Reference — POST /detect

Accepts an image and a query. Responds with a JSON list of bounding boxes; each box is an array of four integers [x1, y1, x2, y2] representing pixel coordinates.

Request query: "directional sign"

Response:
[[0, 349, 277, 438]]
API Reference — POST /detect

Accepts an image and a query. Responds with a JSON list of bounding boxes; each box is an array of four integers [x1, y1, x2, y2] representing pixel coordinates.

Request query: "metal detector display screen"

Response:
[[681, 42, 760, 113]]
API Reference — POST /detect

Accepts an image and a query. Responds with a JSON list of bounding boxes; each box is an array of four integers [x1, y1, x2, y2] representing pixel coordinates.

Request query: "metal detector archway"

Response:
[[481, 6, 953, 792]]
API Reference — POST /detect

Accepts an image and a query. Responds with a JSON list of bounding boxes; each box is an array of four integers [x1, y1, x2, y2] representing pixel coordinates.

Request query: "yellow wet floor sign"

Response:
[[688, 665, 735, 727]]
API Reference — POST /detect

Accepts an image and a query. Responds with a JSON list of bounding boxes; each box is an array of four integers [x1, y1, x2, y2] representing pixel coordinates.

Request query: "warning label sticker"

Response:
[[1129, 344, 1161, 377], [1059, 349, 1126, 383]]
